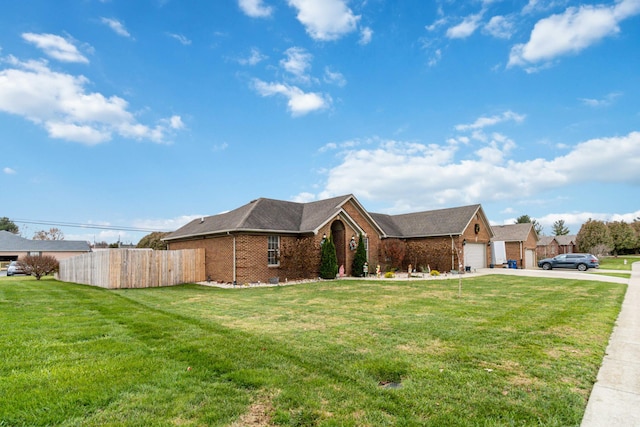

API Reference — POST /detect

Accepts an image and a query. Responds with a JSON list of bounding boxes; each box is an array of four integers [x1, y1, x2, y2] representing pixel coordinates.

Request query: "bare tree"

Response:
[[33, 228, 65, 240], [18, 255, 59, 280]]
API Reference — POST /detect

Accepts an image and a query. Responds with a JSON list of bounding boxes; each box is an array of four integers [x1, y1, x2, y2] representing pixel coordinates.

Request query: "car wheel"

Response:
[[542, 263, 551, 270], [577, 264, 587, 272]]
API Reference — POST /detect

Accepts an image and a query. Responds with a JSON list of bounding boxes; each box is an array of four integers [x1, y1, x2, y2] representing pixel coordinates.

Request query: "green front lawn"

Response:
[[598, 256, 639, 271], [0, 275, 626, 426]]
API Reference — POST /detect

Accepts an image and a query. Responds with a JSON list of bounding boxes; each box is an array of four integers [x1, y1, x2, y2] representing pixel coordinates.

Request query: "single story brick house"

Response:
[[164, 194, 493, 284], [536, 235, 577, 259], [490, 223, 538, 269], [0, 230, 91, 264]]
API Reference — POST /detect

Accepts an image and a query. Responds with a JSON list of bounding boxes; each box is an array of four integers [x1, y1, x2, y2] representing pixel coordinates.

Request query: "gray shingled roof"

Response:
[[491, 223, 536, 242], [555, 235, 576, 246], [165, 195, 358, 241], [0, 230, 91, 252], [537, 236, 556, 246], [371, 204, 483, 238], [165, 196, 487, 241]]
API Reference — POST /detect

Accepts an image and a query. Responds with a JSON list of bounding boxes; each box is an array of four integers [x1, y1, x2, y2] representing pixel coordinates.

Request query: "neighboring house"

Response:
[[164, 194, 493, 284], [536, 234, 577, 259], [0, 230, 91, 264], [537, 236, 559, 259], [490, 223, 539, 269], [556, 235, 577, 254]]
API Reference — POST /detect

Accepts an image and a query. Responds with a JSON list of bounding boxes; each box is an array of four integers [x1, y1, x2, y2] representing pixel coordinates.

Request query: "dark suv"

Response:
[[538, 253, 599, 271]]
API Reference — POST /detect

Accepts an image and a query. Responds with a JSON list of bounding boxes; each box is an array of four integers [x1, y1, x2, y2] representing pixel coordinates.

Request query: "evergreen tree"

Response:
[[351, 233, 367, 277], [552, 219, 570, 236], [319, 234, 338, 279], [0, 217, 19, 234]]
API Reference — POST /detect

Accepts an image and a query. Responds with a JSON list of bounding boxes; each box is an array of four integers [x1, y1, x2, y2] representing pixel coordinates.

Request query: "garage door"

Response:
[[464, 243, 486, 270], [525, 249, 536, 269]]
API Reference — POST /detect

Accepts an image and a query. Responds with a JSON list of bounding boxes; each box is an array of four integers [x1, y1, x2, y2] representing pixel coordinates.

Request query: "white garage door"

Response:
[[525, 249, 536, 269], [464, 243, 486, 270]]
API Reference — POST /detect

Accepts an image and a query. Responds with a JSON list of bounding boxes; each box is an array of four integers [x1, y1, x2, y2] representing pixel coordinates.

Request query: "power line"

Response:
[[12, 219, 165, 233]]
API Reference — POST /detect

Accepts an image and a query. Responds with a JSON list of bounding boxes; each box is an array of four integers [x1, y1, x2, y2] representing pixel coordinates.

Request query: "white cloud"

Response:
[[0, 56, 182, 144], [323, 67, 346, 87], [483, 15, 515, 39], [167, 33, 192, 45], [280, 47, 313, 81], [238, 0, 273, 18], [536, 209, 640, 232], [3, 167, 16, 174], [426, 17, 448, 32], [133, 215, 203, 232], [509, 0, 640, 68], [455, 110, 526, 131], [428, 48, 442, 67], [238, 47, 267, 66], [287, 0, 360, 41], [252, 79, 330, 116], [22, 33, 89, 63], [292, 192, 317, 203], [446, 12, 484, 39], [579, 91, 622, 107], [100, 17, 131, 38], [312, 131, 640, 212], [359, 27, 373, 45]]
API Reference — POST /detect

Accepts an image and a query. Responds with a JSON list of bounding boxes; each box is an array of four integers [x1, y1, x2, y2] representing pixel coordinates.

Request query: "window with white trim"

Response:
[[267, 236, 280, 266]]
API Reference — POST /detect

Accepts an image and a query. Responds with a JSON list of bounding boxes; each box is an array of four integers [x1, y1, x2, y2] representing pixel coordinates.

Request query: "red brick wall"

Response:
[[404, 236, 459, 273], [169, 236, 234, 282], [537, 241, 560, 259]]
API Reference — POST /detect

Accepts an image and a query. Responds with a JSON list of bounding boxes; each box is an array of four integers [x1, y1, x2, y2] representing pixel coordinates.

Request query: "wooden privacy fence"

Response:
[[58, 249, 205, 289]]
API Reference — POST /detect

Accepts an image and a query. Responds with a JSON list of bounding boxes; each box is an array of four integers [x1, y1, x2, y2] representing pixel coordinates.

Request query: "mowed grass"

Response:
[[0, 275, 626, 426], [598, 256, 639, 271]]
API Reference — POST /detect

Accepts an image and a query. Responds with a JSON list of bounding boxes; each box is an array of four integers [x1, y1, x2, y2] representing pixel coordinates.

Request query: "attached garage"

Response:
[[464, 243, 487, 270]]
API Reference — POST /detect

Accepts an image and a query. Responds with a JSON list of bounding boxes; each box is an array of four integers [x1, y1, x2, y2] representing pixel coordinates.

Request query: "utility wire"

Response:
[[12, 219, 167, 233]]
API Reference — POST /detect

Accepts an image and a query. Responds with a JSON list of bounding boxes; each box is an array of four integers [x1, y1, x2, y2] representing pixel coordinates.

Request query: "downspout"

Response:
[[228, 232, 237, 285], [233, 235, 237, 284]]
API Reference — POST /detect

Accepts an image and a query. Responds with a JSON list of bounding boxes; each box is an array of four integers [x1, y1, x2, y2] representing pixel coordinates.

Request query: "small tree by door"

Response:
[[319, 234, 338, 279]]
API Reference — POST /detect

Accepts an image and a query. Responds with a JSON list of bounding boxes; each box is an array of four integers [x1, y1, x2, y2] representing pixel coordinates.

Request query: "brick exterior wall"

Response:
[[168, 235, 234, 283], [403, 236, 461, 273], [504, 230, 538, 268], [537, 240, 560, 259]]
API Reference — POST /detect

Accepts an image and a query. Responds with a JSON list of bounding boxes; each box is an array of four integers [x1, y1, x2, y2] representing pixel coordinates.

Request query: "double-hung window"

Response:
[[268, 236, 280, 266]]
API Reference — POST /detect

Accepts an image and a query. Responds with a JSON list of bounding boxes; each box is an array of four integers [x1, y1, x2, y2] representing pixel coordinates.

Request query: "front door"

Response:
[[331, 220, 346, 273]]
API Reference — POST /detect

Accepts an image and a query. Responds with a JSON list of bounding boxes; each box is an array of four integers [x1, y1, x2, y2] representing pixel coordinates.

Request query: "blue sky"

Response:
[[1, 0, 639, 244]]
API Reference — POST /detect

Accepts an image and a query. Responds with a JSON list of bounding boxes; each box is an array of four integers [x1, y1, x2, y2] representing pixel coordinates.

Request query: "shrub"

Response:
[[351, 234, 367, 277], [430, 270, 440, 276], [18, 255, 59, 280], [384, 271, 395, 278], [319, 234, 338, 279]]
